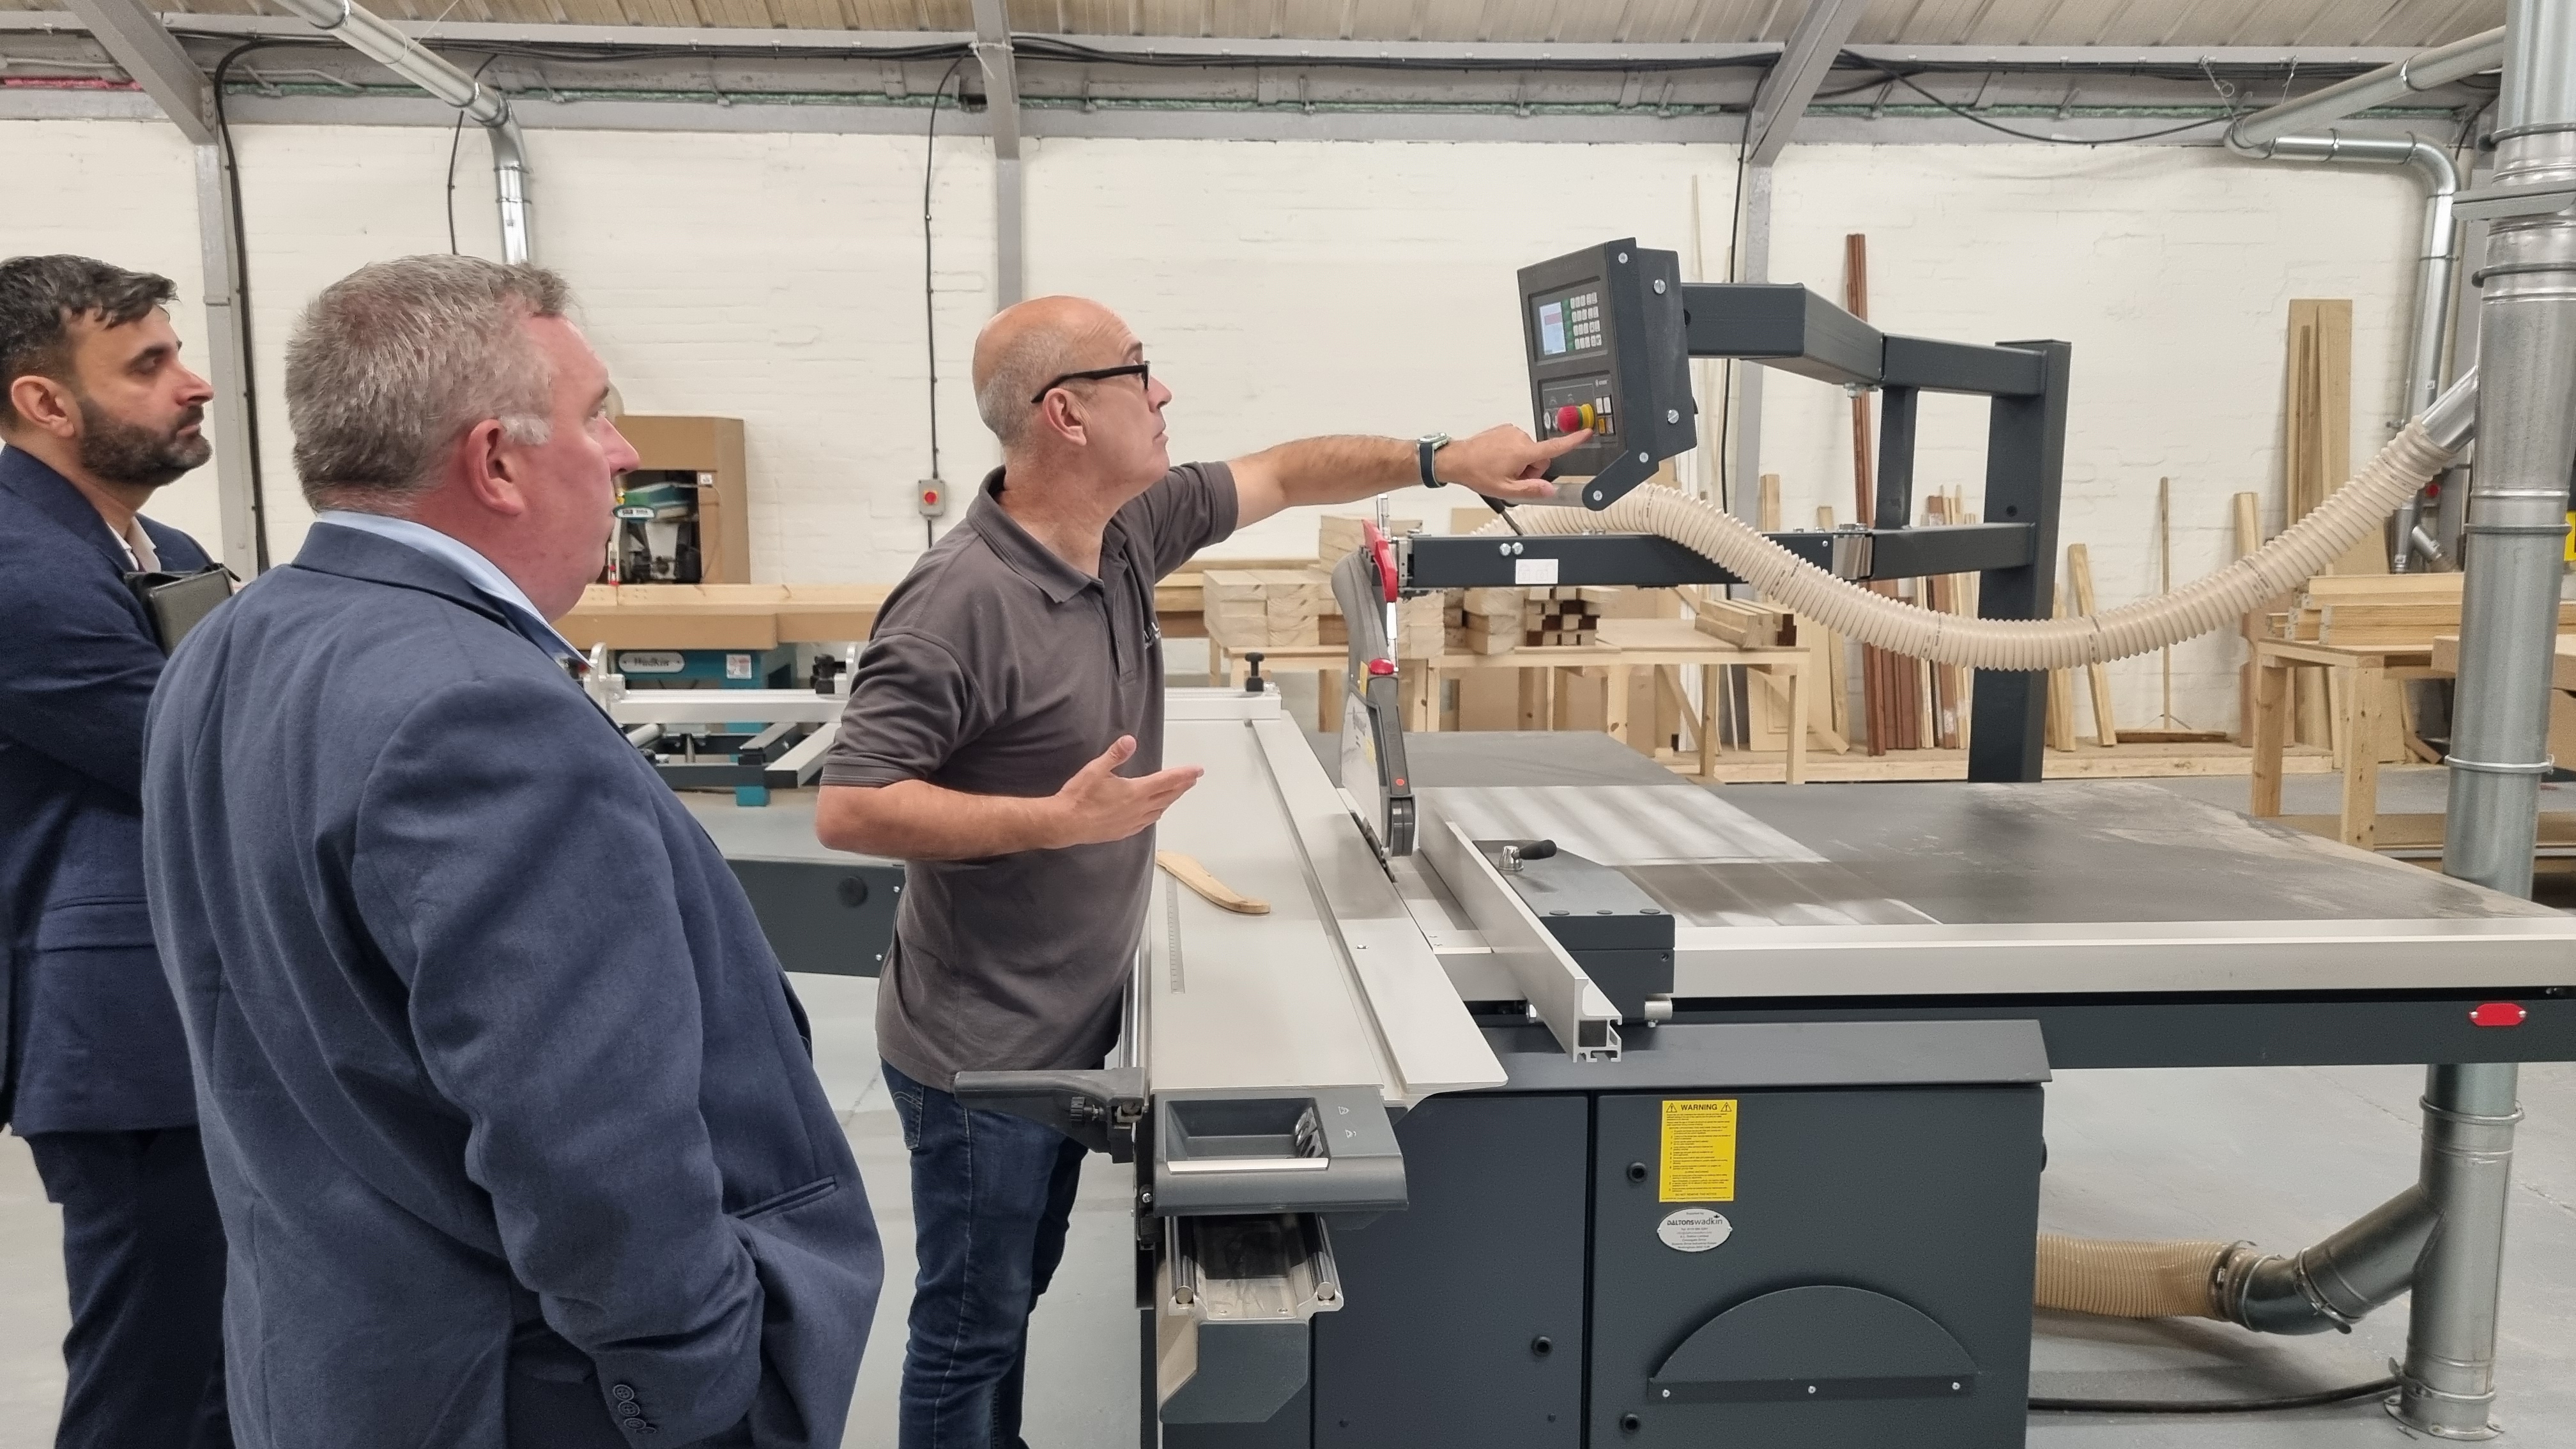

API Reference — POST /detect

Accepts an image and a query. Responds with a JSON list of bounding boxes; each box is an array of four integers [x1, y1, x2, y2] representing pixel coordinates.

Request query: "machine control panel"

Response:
[[1517, 239, 1695, 509]]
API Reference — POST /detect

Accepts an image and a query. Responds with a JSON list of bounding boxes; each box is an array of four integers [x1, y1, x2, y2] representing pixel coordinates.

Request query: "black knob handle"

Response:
[[1244, 651, 1268, 694], [1514, 839, 1558, 861]]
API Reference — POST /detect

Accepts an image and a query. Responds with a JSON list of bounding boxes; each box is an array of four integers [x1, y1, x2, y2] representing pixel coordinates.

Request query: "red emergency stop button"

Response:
[[1555, 404, 1584, 434], [1367, 659, 1396, 677], [2470, 1001, 2527, 1027]]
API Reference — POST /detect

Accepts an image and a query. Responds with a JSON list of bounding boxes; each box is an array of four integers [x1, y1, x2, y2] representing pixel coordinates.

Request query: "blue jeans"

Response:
[[884, 1062, 1089, 1449]]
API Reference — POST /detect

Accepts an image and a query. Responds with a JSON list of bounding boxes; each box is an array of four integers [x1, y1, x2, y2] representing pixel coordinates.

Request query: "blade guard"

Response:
[[1330, 533, 1416, 859]]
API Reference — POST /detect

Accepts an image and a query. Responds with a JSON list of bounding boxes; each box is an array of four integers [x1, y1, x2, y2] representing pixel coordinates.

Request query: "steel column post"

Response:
[[1728, 163, 1772, 528], [192, 144, 265, 574]]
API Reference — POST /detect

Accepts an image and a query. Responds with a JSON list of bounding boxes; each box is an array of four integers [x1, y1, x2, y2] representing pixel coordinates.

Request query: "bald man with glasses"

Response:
[[815, 295, 1583, 1448]]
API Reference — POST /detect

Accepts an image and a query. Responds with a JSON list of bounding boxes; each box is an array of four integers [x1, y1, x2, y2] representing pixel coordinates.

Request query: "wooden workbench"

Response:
[[2248, 637, 2441, 848]]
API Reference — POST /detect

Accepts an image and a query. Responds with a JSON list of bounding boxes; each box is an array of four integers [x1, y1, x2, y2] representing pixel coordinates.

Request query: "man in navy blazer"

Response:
[[142, 256, 880, 1449], [0, 254, 231, 1448]]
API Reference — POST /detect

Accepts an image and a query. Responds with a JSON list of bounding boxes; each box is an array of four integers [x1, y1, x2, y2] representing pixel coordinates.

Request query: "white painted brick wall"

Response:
[[6, 119, 2430, 728], [0, 119, 219, 544]]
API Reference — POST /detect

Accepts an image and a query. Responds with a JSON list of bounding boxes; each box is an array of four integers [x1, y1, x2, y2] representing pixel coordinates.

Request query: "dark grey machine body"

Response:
[[1358, 1049, 2036, 1446], [1170, 1018, 2047, 1449]]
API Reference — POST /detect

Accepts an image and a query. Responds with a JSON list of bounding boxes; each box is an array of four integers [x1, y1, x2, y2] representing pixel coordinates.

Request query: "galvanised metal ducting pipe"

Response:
[[2223, 27, 2504, 156], [2410, 0, 2575, 1432], [2223, 31, 2504, 572], [265, 0, 533, 263], [2225, 135, 2460, 571]]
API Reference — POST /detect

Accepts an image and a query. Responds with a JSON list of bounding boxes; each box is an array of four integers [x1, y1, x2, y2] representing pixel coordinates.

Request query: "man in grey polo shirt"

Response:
[[817, 293, 1579, 1448]]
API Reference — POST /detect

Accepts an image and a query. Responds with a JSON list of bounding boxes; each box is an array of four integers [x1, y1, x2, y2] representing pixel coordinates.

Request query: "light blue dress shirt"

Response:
[[311, 510, 582, 661]]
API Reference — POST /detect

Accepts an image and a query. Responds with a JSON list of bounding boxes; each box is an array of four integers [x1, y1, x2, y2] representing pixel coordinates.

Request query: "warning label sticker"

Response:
[[1659, 1098, 1738, 1203]]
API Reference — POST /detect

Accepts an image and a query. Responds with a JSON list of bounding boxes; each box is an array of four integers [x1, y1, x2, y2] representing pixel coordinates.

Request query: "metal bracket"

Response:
[[2453, 182, 2576, 224], [950, 1066, 1147, 1161]]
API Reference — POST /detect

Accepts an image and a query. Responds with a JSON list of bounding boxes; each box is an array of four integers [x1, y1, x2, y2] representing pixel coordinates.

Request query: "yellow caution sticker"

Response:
[[1659, 1098, 1738, 1203]]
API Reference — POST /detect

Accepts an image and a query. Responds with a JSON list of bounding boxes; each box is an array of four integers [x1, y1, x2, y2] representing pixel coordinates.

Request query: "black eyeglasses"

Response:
[[1031, 362, 1151, 404]]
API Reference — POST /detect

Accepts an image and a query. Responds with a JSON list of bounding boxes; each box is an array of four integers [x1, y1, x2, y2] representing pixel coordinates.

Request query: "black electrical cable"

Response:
[[445, 53, 503, 256], [2029, 1374, 2401, 1415], [1712, 132, 1745, 518], [210, 39, 296, 572], [1843, 53, 2235, 146], [922, 54, 967, 521]]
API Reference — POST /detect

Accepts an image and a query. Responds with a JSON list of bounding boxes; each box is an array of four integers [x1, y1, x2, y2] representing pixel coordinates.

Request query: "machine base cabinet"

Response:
[[1240, 1082, 2043, 1448], [1588, 1087, 2041, 1447]]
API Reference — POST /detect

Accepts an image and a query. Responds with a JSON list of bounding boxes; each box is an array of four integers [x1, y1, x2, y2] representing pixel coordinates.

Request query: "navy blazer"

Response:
[[0, 445, 204, 1134], [142, 523, 881, 1449]]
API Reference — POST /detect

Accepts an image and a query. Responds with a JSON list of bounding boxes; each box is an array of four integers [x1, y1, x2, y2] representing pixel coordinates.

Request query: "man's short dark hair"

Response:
[[0, 254, 178, 429]]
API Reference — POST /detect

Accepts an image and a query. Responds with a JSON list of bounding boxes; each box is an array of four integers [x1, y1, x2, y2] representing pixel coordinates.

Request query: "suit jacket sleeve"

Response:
[[353, 672, 763, 1439], [0, 539, 166, 800]]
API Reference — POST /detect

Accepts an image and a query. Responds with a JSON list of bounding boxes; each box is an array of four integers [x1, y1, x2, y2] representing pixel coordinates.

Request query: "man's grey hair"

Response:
[[286, 256, 571, 512], [972, 321, 1083, 450]]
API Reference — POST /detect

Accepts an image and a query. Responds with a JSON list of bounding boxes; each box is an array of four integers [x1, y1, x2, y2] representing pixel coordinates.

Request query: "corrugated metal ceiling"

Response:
[[0, 0, 2508, 45]]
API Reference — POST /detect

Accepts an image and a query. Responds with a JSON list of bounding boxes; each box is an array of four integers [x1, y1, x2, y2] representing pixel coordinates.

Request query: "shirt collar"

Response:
[[966, 468, 1101, 606], [312, 510, 581, 659]]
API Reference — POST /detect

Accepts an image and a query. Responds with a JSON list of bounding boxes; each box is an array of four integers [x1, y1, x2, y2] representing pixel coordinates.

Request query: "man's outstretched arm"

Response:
[[1228, 425, 1588, 529]]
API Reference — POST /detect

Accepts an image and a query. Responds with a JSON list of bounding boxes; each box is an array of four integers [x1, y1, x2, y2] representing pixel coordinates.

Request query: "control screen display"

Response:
[[1533, 286, 1604, 357]]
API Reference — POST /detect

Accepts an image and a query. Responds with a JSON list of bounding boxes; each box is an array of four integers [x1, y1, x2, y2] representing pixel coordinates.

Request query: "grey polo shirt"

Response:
[[822, 463, 1237, 1090]]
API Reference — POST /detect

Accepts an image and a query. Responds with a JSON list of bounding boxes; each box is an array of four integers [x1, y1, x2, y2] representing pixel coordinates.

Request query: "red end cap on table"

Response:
[[2470, 1001, 2527, 1028]]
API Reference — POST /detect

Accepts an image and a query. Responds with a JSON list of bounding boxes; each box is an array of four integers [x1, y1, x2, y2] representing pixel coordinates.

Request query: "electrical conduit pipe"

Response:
[[1484, 371, 2476, 671]]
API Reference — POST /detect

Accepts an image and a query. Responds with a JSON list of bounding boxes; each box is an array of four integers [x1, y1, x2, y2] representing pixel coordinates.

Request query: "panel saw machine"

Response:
[[933, 240, 2576, 1448]]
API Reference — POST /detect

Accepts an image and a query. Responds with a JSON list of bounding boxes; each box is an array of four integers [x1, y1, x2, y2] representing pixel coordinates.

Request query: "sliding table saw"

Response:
[[925, 686, 2576, 1448]]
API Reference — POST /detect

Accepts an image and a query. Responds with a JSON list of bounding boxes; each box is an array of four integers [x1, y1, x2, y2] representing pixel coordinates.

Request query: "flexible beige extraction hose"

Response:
[[2034, 1234, 2242, 1319], [1489, 408, 2462, 670]]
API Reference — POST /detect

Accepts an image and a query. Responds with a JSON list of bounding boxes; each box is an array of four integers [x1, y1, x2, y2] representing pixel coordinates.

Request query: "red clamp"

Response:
[[1361, 519, 1400, 604]]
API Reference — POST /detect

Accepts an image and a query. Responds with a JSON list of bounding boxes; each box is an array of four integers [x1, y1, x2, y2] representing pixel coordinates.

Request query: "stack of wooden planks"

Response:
[[1459, 586, 1607, 650], [2269, 574, 2576, 645], [1201, 569, 1331, 648], [1399, 592, 1463, 659], [1690, 596, 1794, 647]]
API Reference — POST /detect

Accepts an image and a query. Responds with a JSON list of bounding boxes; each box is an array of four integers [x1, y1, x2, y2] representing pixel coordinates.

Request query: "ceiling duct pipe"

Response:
[[2225, 27, 2504, 156], [265, 0, 532, 263], [2226, 34, 2497, 571]]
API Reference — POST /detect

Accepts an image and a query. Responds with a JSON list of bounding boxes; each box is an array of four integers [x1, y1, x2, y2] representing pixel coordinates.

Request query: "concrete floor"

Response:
[[4, 768, 2572, 1446]]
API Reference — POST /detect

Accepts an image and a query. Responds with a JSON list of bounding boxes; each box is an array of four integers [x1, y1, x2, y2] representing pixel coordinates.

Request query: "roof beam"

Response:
[[56, 0, 212, 143], [1744, 0, 1869, 164]]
